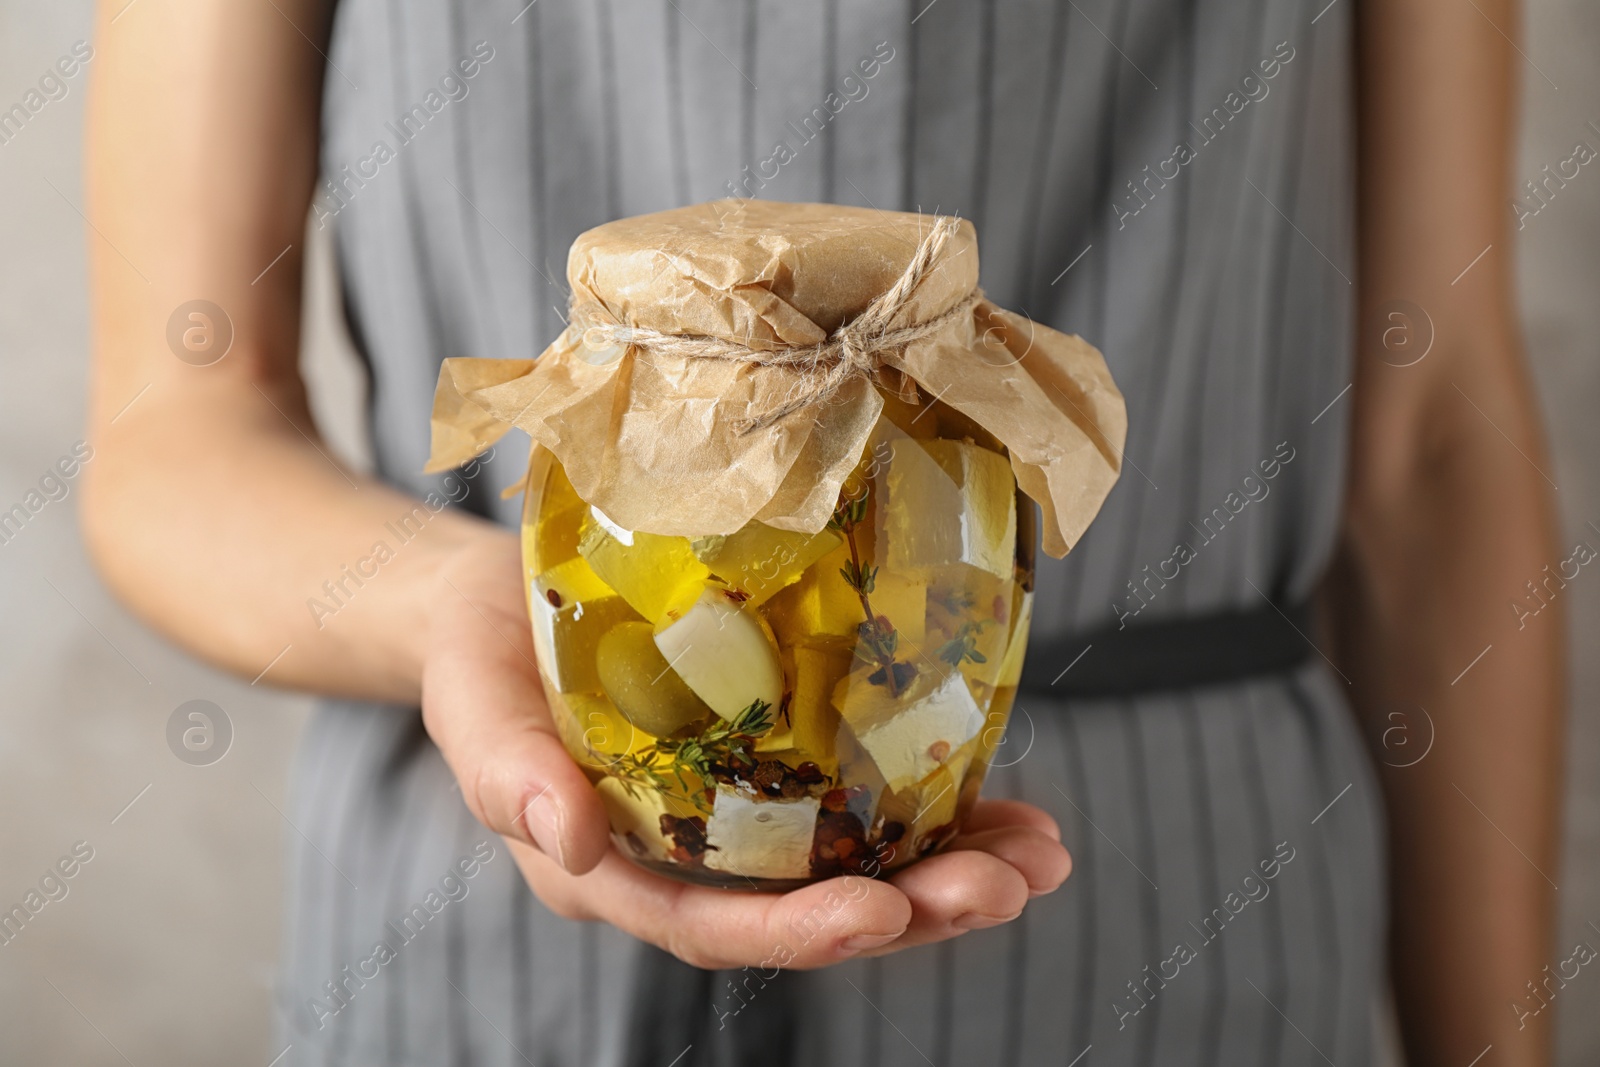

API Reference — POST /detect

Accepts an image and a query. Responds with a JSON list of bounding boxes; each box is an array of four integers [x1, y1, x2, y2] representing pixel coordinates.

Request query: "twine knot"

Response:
[[571, 215, 980, 434]]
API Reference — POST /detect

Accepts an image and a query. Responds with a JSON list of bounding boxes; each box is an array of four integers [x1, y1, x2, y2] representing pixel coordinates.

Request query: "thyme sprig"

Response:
[[928, 586, 976, 615], [936, 619, 990, 668], [828, 486, 916, 695], [611, 699, 776, 813]]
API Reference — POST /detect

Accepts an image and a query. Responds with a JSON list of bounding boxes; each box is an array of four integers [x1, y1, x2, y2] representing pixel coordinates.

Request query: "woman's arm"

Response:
[[83, 0, 482, 702], [82, 0, 1068, 969], [1332, 0, 1564, 1062]]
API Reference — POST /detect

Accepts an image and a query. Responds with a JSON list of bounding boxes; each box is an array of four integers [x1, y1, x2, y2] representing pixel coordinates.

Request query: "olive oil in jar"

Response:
[[522, 393, 1035, 889]]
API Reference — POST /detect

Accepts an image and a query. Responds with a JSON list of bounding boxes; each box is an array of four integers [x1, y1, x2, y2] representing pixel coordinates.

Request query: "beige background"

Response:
[[0, 1, 1595, 1063]]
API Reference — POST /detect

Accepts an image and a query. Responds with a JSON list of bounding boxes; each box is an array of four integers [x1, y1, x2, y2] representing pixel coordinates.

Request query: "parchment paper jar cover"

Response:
[[427, 199, 1127, 888]]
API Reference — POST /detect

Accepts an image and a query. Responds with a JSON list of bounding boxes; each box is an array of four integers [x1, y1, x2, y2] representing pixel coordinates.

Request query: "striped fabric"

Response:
[[275, 1, 1386, 1064]]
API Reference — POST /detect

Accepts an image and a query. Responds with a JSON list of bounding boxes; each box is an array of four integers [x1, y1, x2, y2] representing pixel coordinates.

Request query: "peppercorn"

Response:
[[793, 762, 826, 784], [660, 814, 713, 866], [752, 760, 787, 792]]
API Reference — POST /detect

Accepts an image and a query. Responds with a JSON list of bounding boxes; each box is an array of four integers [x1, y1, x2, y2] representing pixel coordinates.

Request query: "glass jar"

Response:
[[521, 388, 1036, 889]]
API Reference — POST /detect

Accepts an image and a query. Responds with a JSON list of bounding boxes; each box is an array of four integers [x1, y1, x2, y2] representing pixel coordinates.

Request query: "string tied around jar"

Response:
[[571, 215, 984, 434]]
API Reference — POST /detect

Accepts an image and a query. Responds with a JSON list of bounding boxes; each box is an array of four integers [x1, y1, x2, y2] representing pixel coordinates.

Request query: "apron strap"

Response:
[[1018, 601, 1316, 699]]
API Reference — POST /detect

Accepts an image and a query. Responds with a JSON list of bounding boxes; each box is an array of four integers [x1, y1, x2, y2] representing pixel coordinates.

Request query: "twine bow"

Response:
[[572, 215, 981, 434]]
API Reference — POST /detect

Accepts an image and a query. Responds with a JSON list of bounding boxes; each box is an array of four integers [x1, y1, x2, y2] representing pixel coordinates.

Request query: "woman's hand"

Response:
[[421, 534, 1071, 970]]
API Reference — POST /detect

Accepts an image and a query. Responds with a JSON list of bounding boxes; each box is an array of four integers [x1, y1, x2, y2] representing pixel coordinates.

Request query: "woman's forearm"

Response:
[[81, 0, 501, 704], [1328, 343, 1563, 1066], [1346, 0, 1564, 1058], [83, 366, 498, 703]]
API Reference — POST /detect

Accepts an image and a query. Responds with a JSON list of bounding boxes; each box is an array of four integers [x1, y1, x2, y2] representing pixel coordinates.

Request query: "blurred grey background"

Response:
[[0, 1, 1595, 1063]]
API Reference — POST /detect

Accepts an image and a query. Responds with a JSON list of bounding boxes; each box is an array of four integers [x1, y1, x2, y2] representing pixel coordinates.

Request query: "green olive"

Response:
[[595, 621, 713, 737]]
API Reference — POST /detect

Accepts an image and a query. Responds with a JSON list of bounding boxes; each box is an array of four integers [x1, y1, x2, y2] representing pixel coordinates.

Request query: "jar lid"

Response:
[[568, 199, 980, 346], [428, 200, 1126, 556]]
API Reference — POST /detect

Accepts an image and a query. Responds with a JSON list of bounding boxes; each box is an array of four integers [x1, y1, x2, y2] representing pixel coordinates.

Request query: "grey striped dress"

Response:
[[275, 1, 1386, 1064]]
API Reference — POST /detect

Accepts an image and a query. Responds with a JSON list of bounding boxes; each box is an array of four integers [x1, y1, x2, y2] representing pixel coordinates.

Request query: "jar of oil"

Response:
[[522, 389, 1036, 889]]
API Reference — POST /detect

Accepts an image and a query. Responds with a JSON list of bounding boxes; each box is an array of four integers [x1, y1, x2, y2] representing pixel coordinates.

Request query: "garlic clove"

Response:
[[652, 584, 784, 722]]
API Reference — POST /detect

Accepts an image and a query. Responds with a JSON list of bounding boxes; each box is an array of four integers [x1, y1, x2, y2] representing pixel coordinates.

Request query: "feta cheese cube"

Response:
[[704, 785, 820, 881], [883, 439, 1017, 582], [924, 563, 1017, 692], [831, 666, 985, 790], [878, 761, 963, 854]]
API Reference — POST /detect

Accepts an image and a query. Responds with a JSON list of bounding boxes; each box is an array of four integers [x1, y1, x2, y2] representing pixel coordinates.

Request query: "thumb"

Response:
[[422, 601, 612, 875]]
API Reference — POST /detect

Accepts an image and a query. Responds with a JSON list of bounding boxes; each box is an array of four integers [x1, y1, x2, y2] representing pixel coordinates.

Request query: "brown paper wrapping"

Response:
[[427, 199, 1126, 558]]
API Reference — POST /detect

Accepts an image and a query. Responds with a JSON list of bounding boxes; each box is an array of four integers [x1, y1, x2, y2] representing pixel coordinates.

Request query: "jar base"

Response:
[[620, 853, 829, 892], [614, 840, 954, 892]]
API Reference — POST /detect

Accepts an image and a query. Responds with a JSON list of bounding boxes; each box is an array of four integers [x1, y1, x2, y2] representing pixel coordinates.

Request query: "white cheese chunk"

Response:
[[883, 439, 1017, 581], [704, 785, 819, 881], [832, 667, 985, 790]]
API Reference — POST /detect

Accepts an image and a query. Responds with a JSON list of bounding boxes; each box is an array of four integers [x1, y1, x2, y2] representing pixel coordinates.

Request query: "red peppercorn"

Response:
[[794, 761, 825, 784]]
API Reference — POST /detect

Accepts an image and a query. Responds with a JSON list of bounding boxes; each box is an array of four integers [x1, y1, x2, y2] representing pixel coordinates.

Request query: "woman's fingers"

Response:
[[444, 705, 609, 874], [843, 806, 1071, 957], [513, 842, 914, 971], [422, 541, 612, 874], [945, 800, 1071, 895], [882, 845, 1032, 943], [512, 806, 1072, 969], [657, 867, 913, 970], [947, 826, 1073, 896], [958, 797, 1063, 841], [422, 659, 612, 873]]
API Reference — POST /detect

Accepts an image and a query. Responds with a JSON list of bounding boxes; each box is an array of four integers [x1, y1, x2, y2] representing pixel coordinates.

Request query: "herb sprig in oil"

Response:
[[828, 486, 917, 695], [611, 699, 775, 813]]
